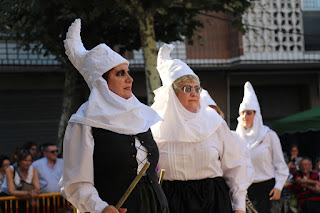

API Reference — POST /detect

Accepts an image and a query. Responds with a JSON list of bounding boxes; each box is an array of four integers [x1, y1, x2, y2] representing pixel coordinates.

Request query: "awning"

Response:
[[272, 106, 320, 134]]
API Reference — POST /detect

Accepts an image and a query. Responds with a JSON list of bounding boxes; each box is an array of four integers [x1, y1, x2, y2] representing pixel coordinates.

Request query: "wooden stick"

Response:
[[246, 200, 258, 213], [158, 169, 165, 185], [115, 161, 150, 210]]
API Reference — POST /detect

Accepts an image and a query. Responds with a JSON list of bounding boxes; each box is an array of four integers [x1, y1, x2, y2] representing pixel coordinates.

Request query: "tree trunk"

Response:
[[126, 0, 160, 105], [137, 12, 160, 105], [57, 67, 78, 154]]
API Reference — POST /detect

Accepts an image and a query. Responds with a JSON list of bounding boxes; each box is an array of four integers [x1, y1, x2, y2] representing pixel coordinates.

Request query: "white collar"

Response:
[[236, 111, 269, 149], [69, 77, 162, 135], [151, 86, 223, 143]]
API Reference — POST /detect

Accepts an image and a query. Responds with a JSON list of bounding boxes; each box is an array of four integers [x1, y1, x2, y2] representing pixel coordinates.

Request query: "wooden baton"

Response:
[[115, 161, 150, 210], [158, 169, 165, 186]]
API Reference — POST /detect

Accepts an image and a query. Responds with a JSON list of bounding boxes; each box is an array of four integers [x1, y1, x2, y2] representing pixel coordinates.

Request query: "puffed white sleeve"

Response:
[[219, 123, 249, 211], [59, 122, 108, 213], [269, 130, 289, 190], [232, 131, 255, 186]]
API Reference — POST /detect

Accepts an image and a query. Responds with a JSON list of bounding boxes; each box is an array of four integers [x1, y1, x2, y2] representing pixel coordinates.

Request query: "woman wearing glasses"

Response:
[[151, 43, 249, 213]]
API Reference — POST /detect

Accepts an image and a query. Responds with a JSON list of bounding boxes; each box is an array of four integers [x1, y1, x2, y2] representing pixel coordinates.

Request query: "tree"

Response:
[[0, 0, 251, 149]]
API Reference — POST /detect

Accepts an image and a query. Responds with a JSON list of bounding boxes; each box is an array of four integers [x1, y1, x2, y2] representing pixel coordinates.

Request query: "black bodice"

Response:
[[92, 127, 167, 210]]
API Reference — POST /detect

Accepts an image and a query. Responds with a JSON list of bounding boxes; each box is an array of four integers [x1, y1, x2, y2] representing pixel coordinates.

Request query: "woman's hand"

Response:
[[269, 188, 281, 200], [102, 205, 127, 213], [234, 210, 245, 213], [28, 189, 39, 198]]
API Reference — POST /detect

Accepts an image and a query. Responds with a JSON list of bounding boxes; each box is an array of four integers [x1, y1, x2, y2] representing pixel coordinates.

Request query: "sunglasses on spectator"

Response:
[[181, 85, 202, 93], [48, 150, 58, 154]]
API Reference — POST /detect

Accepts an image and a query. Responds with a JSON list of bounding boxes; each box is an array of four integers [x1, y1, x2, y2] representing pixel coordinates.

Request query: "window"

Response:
[[302, 0, 320, 51]]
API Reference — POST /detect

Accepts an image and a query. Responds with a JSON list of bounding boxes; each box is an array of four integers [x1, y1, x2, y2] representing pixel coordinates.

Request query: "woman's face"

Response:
[[1, 159, 10, 172], [300, 159, 312, 175], [104, 63, 133, 99], [290, 146, 299, 158], [19, 155, 32, 171], [240, 110, 255, 129], [176, 81, 201, 112], [29, 145, 37, 157]]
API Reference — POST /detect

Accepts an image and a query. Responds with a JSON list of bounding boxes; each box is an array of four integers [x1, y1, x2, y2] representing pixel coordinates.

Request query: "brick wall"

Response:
[[186, 12, 243, 59]]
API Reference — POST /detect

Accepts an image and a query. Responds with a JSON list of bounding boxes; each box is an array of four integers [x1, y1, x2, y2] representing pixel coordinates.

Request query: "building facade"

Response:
[[1, 0, 319, 155]]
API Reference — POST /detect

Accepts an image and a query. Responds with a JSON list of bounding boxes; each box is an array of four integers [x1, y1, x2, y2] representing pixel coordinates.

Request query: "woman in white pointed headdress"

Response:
[[59, 19, 169, 213], [235, 81, 289, 213], [201, 89, 256, 212], [201, 89, 225, 118], [151, 43, 249, 213]]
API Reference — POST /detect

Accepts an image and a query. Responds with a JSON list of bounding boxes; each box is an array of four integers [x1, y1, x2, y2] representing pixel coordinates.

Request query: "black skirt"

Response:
[[122, 176, 170, 213], [162, 177, 233, 213], [247, 178, 280, 213]]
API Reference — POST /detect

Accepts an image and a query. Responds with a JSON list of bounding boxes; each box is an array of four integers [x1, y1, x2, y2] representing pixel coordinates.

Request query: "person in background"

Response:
[[59, 19, 168, 213], [293, 157, 320, 213], [151, 43, 249, 213], [0, 149, 40, 197], [201, 88, 254, 184], [10, 146, 21, 167], [200, 89, 225, 119], [201, 89, 255, 212], [315, 157, 320, 179], [32, 143, 63, 193], [22, 141, 38, 162], [287, 144, 303, 175], [0, 155, 10, 188], [37, 144, 45, 159], [235, 81, 289, 213]]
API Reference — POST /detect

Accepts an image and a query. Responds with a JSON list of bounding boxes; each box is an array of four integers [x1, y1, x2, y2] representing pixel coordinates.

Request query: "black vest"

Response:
[[92, 128, 168, 211]]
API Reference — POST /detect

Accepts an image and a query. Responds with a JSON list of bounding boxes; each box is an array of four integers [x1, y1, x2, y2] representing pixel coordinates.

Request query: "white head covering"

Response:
[[157, 43, 195, 86], [201, 89, 217, 106], [151, 43, 223, 143], [65, 19, 161, 135], [236, 81, 269, 149], [64, 19, 129, 90]]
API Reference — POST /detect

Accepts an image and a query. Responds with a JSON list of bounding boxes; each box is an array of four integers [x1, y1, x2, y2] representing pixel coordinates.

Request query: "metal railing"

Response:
[[0, 193, 76, 213]]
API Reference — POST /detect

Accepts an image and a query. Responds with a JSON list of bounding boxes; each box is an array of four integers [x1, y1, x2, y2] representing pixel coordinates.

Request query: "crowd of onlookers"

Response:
[[282, 144, 320, 213], [0, 141, 71, 213], [0, 141, 320, 213]]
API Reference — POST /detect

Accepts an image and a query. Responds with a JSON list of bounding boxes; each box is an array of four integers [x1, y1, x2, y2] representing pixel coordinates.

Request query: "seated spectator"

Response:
[[10, 146, 21, 167], [37, 144, 44, 159], [287, 144, 303, 175], [32, 143, 63, 193], [22, 141, 38, 161], [0, 149, 39, 197], [0, 155, 10, 188], [293, 157, 320, 213], [0, 150, 40, 212], [315, 158, 320, 179]]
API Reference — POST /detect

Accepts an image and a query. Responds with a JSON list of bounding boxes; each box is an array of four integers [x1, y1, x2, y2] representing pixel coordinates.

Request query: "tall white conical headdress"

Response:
[[157, 43, 196, 86], [239, 81, 260, 114], [64, 19, 129, 90], [236, 81, 269, 149], [201, 89, 217, 106]]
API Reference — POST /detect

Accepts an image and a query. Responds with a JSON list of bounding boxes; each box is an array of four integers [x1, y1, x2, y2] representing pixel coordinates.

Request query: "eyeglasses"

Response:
[[48, 150, 58, 154], [181, 85, 202, 93]]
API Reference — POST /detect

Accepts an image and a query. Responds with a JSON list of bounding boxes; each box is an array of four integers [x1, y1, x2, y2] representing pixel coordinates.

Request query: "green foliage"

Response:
[[0, 0, 251, 64]]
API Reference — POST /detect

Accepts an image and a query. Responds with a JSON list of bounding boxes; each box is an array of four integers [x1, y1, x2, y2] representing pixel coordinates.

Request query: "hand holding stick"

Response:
[[115, 161, 150, 210]]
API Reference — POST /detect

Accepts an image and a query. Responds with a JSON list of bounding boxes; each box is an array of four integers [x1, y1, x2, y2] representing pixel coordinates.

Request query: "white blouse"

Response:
[[232, 131, 255, 186], [59, 123, 148, 213], [249, 130, 289, 190], [155, 121, 249, 211]]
